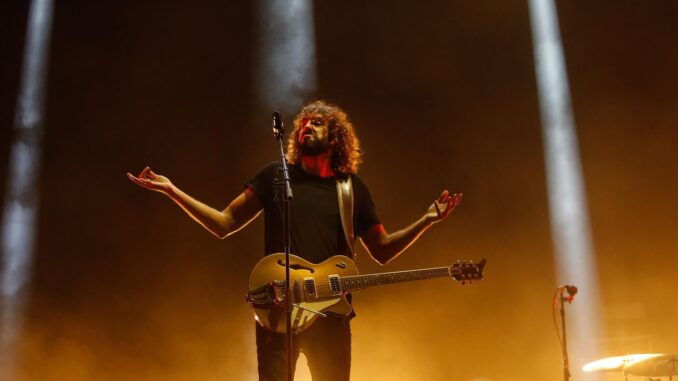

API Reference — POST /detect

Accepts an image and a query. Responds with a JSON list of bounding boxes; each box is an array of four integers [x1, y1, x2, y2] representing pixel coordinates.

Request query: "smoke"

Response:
[[255, 0, 317, 114]]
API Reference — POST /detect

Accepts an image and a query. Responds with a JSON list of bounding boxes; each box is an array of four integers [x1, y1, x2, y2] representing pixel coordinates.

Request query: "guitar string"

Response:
[[266, 266, 479, 295], [307, 270, 454, 288], [280, 269, 456, 296], [269, 274, 480, 304], [265, 264, 476, 289], [308, 270, 449, 287]]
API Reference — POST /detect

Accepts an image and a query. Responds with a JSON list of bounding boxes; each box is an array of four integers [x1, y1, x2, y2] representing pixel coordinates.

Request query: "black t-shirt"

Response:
[[246, 162, 380, 263]]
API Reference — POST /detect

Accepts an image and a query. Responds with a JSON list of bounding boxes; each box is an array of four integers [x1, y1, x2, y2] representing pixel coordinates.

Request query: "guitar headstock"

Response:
[[450, 259, 486, 285]]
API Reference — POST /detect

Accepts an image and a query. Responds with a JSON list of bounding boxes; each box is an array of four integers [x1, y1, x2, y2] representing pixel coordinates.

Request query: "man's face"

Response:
[[298, 115, 330, 156]]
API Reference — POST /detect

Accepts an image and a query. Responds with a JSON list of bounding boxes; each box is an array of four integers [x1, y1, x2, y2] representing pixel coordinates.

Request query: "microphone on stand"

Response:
[[558, 284, 578, 303], [272, 111, 284, 137], [270, 109, 294, 381], [554, 284, 578, 381]]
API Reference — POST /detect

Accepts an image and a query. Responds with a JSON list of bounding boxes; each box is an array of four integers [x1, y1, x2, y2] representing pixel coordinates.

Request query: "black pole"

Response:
[[560, 292, 571, 381], [272, 112, 294, 381]]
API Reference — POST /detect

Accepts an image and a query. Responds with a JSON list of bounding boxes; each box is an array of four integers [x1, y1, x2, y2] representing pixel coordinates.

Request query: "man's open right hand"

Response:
[[127, 166, 173, 195]]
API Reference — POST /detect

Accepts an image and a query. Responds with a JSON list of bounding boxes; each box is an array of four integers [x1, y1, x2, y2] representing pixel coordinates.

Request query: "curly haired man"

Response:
[[128, 100, 462, 381]]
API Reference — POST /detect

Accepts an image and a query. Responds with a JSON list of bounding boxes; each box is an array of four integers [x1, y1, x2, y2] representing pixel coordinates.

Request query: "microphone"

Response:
[[558, 284, 578, 302], [272, 111, 284, 136]]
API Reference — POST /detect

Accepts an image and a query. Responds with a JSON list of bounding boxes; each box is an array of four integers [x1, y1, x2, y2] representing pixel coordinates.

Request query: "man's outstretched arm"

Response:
[[359, 190, 462, 265], [127, 166, 263, 239]]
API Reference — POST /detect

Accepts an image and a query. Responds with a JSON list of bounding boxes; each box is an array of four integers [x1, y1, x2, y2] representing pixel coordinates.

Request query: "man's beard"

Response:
[[299, 138, 329, 156]]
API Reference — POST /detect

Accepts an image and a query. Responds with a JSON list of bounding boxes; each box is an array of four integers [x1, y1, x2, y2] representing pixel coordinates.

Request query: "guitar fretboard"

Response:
[[340, 267, 450, 291]]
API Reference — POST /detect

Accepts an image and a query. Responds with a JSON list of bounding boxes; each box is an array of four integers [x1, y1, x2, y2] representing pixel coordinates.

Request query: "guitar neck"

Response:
[[340, 267, 450, 292]]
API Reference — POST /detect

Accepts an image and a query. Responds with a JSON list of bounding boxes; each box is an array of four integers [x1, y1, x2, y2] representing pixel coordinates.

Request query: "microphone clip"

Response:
[[558, 284, 578, 303]]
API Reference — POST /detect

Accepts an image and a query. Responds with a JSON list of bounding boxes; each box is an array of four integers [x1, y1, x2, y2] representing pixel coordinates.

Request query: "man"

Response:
[[127, 100, 462, 380]]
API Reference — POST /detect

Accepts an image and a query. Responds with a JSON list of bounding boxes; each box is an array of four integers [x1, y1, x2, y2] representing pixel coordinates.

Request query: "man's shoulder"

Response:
[[252, 161, 282, 178], [261, 161, 283, 171], [349, 172, 370, 190]]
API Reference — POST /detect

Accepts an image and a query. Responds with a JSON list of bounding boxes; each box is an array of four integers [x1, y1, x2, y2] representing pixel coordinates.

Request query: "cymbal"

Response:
[[624, 354, 678, 377], [582, 354, 664, 373]]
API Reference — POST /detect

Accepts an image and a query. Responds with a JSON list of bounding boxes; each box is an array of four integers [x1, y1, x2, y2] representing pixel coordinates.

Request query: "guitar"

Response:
[[246, 253, 486, 334]]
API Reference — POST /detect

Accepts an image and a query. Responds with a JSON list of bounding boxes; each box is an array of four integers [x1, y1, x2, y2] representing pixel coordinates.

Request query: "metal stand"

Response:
[[272, 112, 295, 381], [559, 291, 571, 381], [556, 285, 577, 381]]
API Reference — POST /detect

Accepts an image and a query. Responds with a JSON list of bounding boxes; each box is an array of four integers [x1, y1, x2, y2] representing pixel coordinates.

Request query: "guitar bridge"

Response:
[[246, 281, 286, 307]]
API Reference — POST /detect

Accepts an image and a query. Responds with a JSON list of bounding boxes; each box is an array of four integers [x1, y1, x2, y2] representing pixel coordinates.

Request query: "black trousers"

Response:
[[255, 315, 351, 381]]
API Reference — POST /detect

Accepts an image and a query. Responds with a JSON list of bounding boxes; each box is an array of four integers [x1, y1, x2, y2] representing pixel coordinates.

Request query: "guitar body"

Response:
[[247, 253, 358, 334]]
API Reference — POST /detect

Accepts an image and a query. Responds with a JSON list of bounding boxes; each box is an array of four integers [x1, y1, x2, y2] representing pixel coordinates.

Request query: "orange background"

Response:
[[1, 1, 676, 380]]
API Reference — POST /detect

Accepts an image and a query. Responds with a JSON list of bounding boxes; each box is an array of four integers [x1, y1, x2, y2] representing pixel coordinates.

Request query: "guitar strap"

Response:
[[336, 175, 355, 258]]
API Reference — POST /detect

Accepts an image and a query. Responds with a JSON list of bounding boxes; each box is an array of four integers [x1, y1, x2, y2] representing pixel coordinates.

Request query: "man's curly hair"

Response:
[[286, 100, 362, 175]]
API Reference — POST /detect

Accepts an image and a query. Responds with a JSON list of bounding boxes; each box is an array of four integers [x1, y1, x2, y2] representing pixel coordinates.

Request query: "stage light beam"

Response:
[[253, 1, 317, 378], [528, 0, 602, 379], [255, 0, 317, 114], [0, 0, 54, 378]]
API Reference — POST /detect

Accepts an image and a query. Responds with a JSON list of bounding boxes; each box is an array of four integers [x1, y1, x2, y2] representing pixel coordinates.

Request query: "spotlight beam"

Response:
[[0, 0, 54, 378], [253, 1, 317, 378], [528, 0, 601, 379], [256, 0, 317, 114]]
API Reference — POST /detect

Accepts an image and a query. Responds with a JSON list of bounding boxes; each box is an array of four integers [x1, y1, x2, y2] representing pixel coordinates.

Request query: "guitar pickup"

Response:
[[328, 275, 342, 296], [303, 277, 317, 299]]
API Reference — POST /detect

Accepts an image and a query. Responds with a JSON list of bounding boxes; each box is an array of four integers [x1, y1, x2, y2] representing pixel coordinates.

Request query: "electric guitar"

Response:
[[246, 253, 486, 334]]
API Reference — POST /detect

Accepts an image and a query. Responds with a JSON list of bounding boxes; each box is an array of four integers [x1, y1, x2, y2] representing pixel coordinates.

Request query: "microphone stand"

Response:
[[560, 292, 570, 381], [557, 288, 574, 381], [272, 112, 294, 381]]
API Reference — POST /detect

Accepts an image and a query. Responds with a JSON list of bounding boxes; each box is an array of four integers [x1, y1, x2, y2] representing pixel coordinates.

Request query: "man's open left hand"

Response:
[[426, 190, 463, 224]]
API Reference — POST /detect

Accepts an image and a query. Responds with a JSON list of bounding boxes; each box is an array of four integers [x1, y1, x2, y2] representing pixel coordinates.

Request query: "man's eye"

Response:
[[311, 120, 322, 126]]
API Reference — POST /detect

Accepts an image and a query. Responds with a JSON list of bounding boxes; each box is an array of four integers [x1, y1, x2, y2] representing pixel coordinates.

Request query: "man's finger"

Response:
[[128, 175, 144, 187], [437, 190, 449, 204], [454, 193, 463, 207], [444, 197, 454, 216]]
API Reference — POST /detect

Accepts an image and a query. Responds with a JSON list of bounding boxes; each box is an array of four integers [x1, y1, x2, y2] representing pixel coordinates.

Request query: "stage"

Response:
[[1, 1, 677, 380]]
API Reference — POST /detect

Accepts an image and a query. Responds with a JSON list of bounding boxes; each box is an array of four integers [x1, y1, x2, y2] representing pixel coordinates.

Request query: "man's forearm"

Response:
[[167, 184, 233, 238], [370, 215, 433, 265]]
